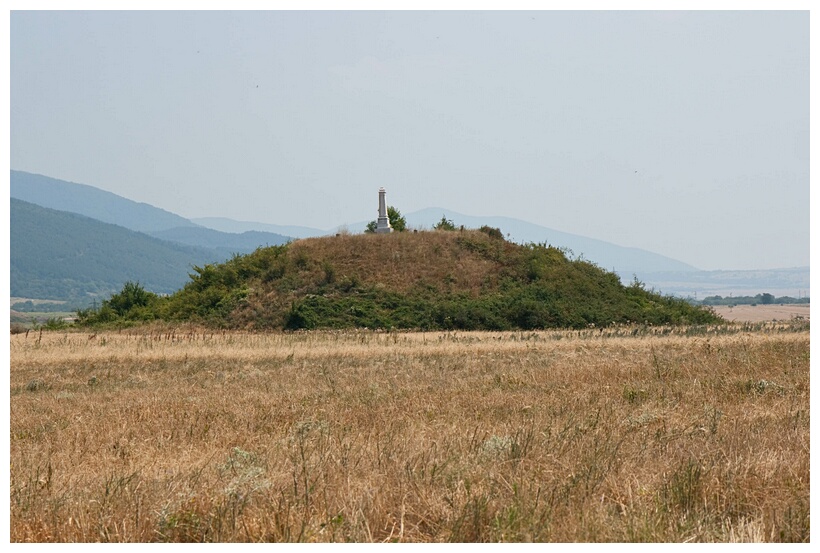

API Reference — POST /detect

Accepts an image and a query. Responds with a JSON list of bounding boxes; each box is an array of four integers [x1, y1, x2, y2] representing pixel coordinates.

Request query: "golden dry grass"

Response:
[[287, 230, 512, 294], [712, 304, 810, 323], [10, 324, 809, 542]]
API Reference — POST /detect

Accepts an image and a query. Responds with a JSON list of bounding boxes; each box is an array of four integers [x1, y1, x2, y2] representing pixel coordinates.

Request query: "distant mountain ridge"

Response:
[[10, 171, 293, 302], [11, 170, 197, 233], [11, 170, 293, 254], [10, 198, 224, 300], [148, 226, 291, 256], [190, 217, 327, 239]]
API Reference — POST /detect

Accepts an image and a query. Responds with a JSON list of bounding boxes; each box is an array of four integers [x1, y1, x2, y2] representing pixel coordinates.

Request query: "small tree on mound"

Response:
[[76, 281, 159, 325], [107, 281, 157, 316], [434, 216, 457, 231], [478, 225, 504, 240]]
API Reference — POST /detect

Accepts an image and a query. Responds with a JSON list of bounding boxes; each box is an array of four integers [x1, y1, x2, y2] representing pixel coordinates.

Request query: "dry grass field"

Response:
[[712, 304, 810, 323], [10, 323, 810, 542]]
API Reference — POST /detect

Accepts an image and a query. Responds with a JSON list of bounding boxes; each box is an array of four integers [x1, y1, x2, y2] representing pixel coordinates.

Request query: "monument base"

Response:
[[375, 216, 392, 233]]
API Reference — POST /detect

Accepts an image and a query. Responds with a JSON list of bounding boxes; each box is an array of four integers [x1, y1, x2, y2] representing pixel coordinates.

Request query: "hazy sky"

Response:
[[9, 7, 810, 270]]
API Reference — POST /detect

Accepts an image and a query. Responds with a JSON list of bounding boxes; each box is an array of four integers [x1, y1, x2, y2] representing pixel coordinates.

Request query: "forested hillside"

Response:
[[10, 199, 224, 300]]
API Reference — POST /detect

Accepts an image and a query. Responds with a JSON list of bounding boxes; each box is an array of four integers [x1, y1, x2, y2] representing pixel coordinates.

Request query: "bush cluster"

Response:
[[76, 280, 160, 325]]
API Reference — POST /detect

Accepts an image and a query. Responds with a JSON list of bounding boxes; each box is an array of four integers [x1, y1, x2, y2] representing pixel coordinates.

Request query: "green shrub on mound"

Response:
[[78, 229, 720, 330]]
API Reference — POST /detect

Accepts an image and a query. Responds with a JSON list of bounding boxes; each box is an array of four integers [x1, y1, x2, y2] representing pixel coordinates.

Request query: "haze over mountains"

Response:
[[10, 170, 809, 302], [11, 170, 197, 233], [190, 217, 327, 240]]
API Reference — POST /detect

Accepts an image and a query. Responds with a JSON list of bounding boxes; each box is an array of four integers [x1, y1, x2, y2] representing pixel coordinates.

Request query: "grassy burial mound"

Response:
[[81, 228, 720, 330]]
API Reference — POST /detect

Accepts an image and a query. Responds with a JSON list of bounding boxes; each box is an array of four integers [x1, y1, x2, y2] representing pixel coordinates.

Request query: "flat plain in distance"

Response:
[[711, 304, 809, 323]]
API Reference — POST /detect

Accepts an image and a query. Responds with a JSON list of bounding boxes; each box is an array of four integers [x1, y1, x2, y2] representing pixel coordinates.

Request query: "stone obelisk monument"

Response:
[[375, 187, 393, 233]]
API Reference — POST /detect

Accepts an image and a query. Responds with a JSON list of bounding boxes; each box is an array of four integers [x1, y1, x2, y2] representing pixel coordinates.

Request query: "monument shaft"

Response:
[[376, 187, 392, 233]]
